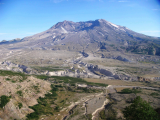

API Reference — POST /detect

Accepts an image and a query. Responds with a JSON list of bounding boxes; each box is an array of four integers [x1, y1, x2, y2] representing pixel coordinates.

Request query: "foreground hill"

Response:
[[0, 70, 160, 120]]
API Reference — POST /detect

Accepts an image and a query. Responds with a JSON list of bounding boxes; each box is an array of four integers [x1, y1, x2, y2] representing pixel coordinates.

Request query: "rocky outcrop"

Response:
[[0, 61, 38, 74], [116, 56, 131, 62], [80, 51, 89, 57], [0, 61, 139, 81], [88, 65, 114, 76], [48, 70, 67, 76], [87, 64, 133, 80], [101, 54, 132, 62], [137, 76, 154, 82], [47, 63, 137, 81]]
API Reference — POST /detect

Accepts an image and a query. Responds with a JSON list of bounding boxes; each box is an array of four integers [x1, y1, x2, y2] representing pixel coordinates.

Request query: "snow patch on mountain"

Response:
[[99, 32, 104, 36], [61, 27, 68, 33], [108, 22, 119, 28]]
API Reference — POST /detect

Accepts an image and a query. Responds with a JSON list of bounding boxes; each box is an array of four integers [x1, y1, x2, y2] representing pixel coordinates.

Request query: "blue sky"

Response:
[[0, 0, 160, 41]]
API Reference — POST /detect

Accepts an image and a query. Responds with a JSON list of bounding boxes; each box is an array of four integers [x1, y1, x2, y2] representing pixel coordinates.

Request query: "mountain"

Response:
[[1, 19, 160, 55], [1, 19, 160, 120], [0, 38, 22, 45]]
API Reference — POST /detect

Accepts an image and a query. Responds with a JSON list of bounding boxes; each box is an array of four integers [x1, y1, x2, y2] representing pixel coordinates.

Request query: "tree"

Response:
[[123, 96, 160, 120]]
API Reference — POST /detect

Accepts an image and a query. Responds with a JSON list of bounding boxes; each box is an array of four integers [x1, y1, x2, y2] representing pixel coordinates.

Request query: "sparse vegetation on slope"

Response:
[[0, 70, 51, 119], [26, 84, 58, 119]]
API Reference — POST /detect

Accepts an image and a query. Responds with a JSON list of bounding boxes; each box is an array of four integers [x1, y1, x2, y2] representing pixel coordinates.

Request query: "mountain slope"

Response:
[[1, 19, 160, 55]]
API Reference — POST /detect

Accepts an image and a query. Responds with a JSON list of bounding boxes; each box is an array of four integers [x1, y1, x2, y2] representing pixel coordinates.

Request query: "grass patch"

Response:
[[36, 75, 108, 87], [0, 70, 27, 81]]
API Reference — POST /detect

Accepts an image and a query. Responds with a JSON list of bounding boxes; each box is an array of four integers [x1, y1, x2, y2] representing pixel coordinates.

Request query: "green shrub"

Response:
[[18, 102, 23, 109], [36, 75, 49, 80], [123, 96, 160, 120], [86, 114, 92, 120], [120, 88, 132, 94], [17, 90, 23, 97], [55, 85, 62, 87], [5, 78, 10, 81], [26, 109, 39, 119], [11, 80, 16, 83], [102, 105, 117, 120], [0, 95, 11, 108], [119, 88, 141, 94], [5, 78, 16, 83], [54, 106, 59, 112], [99, 110, 106, 119]]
